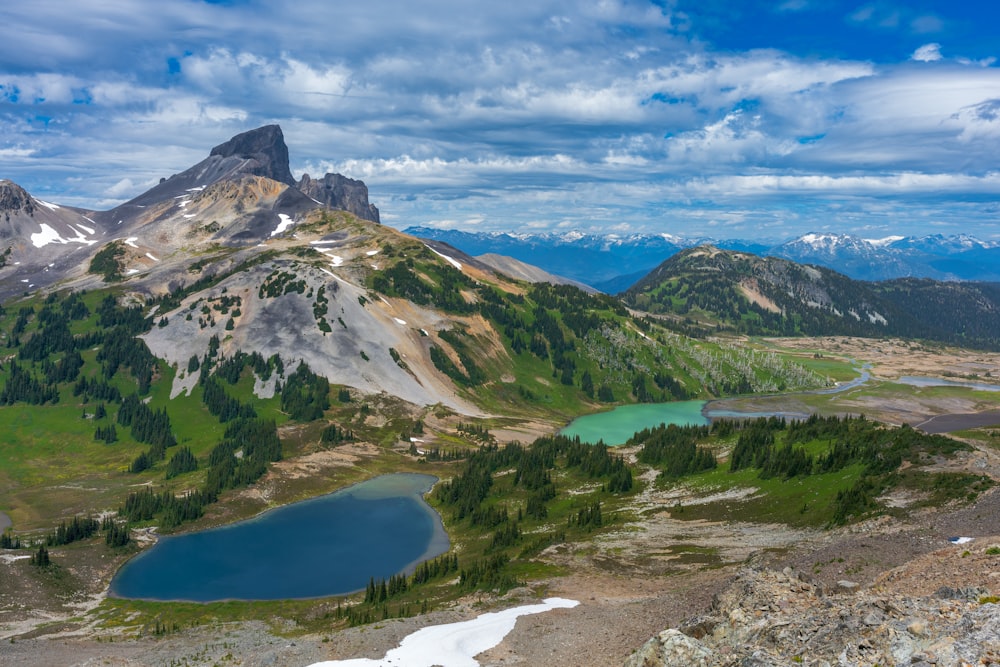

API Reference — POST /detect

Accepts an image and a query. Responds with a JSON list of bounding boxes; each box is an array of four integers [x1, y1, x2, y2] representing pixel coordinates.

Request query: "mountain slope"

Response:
[[623, 245, 1000, 349], [0, 126, 379, 300]]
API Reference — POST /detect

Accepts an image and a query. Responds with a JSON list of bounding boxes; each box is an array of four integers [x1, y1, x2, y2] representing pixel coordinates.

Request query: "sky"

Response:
[[2, 0, 1000, 241]]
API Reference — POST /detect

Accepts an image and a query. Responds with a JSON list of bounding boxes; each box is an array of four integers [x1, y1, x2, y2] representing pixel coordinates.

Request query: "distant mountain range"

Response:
[[402, 227, 1000, 290]]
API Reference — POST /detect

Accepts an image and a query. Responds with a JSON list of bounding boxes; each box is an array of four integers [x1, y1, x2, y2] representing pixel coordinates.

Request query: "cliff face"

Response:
[[298, 172, 380, 223], [209, 124, 296, 186]]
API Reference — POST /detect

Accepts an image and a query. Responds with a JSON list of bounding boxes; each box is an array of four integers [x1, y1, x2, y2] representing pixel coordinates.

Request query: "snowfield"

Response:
[[305, 598, 579, 667]]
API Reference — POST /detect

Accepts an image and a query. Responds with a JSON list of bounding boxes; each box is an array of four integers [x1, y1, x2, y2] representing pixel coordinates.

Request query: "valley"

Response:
[[2, 127, 1000, 666]]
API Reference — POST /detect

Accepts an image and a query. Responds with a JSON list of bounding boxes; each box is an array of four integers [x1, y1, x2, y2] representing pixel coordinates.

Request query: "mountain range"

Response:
[[4, 125, 834, 418], [403, 226, 1000, 290]]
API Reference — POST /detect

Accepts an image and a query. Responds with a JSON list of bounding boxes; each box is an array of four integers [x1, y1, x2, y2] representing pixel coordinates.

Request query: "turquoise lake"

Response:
[[109, 473, 448, 602], [560, 400, 710, 445]]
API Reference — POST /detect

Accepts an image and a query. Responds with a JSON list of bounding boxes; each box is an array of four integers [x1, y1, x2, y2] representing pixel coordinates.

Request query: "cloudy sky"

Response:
[[2, 0, 999, 241]]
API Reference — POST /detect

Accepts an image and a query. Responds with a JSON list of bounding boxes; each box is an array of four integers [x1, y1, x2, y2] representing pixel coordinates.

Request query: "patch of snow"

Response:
[[34, 199, 60, 211], [330, 255, 344, 267], [76, 221, 95, 234], [270, 213, 294, 237], [868, 311, 887, 325], [394, 318, 407, 325], [0, 554, 31, 564], [305, 598, 579, 667], [319, 268, 336, 278], [426, 244, 463, 270], [371, 263, 379, 270], [949, 536, 974, 544], [127, 269, 140, 275], [30, 222, 97, 248], [145, 253, 159, 262], [123, 237, 139, 248], [30, 223, 65, 247], [366, 249, 380, 256], [183, 214, 197, 219], [31, 222, 65, 248], [186, 186, 205, 192]]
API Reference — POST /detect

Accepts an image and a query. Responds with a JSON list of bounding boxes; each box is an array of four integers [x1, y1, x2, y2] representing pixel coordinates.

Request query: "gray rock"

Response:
[[210, 124, 296, 186], [298, 172, 380, 223]]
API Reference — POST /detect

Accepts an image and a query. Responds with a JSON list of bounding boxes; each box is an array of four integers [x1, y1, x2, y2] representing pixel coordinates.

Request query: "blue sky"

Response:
[[2, 0, 999, 241]]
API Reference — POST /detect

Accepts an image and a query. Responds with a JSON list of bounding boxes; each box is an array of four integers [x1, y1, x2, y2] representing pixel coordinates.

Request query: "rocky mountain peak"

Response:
[[0, 180, 36, 217], [297, 172, 380, 223], [209, 124, 295, 186]]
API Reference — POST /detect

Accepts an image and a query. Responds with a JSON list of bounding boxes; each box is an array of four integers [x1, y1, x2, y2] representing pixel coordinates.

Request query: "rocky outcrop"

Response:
[[209, 124, 296, 186], [0, 180, 36, 220], [297, 172, 380, 223], [625, 544, 1000, 667]]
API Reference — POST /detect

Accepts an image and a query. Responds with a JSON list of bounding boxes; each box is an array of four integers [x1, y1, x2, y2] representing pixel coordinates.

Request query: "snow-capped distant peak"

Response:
[[864, 235, 904, 247], [795, 233, 848, 249]]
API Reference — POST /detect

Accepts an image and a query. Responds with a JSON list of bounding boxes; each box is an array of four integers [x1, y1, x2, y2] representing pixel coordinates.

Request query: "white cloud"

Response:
[[1, 1, 998, 239], [911, 43, 943, 62]]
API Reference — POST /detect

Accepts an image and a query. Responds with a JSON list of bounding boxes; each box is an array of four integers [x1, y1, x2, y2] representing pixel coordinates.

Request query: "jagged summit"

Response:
[[298, 172, 380, 223], [0, 125, 382, 298], [209, 124, 295, 187], [0, 180, 35, 218]]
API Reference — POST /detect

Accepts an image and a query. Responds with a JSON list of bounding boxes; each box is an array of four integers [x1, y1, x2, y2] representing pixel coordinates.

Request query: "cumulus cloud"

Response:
[[911, 43, 943, 62], [1, 0, 999, 238]]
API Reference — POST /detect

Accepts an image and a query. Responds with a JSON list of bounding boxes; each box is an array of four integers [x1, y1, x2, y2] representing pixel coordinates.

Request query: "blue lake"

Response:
[[560, 400, 710, 446], [109, 473, 448, 602]]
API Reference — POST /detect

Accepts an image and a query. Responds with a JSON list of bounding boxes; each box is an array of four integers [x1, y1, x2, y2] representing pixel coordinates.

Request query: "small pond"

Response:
[[897, 376, 1000, 392], [109, 473, 447, 602]]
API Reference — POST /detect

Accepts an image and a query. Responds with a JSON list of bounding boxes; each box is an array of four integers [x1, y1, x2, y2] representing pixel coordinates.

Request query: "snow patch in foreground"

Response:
[[305, 598, 579, 667]]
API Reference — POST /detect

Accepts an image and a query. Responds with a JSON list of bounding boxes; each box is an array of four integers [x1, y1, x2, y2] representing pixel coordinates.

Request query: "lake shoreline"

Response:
[[108, 473, 449, 603]]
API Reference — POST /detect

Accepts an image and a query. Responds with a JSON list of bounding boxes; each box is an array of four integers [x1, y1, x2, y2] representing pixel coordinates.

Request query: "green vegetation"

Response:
[[628, 414, 990, 527], [88, 241, 127, 282]]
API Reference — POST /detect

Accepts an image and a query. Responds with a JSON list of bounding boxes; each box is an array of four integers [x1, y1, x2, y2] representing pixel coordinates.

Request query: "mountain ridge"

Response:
[[622, 245, 1000, 350], [403, 226, 1000, 288], [0, 126, 380, 299]]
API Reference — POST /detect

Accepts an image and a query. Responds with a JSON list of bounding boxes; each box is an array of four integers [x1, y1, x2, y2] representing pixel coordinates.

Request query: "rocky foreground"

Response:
[[626, 541, 1000, 667]]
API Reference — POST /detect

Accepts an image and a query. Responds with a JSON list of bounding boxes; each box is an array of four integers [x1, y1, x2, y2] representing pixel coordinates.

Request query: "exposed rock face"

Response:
[[209, 124, 296, 186], [625, 550, 1000, 667], [298, 172, 380, 223], [0, 180, 36, 219]]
